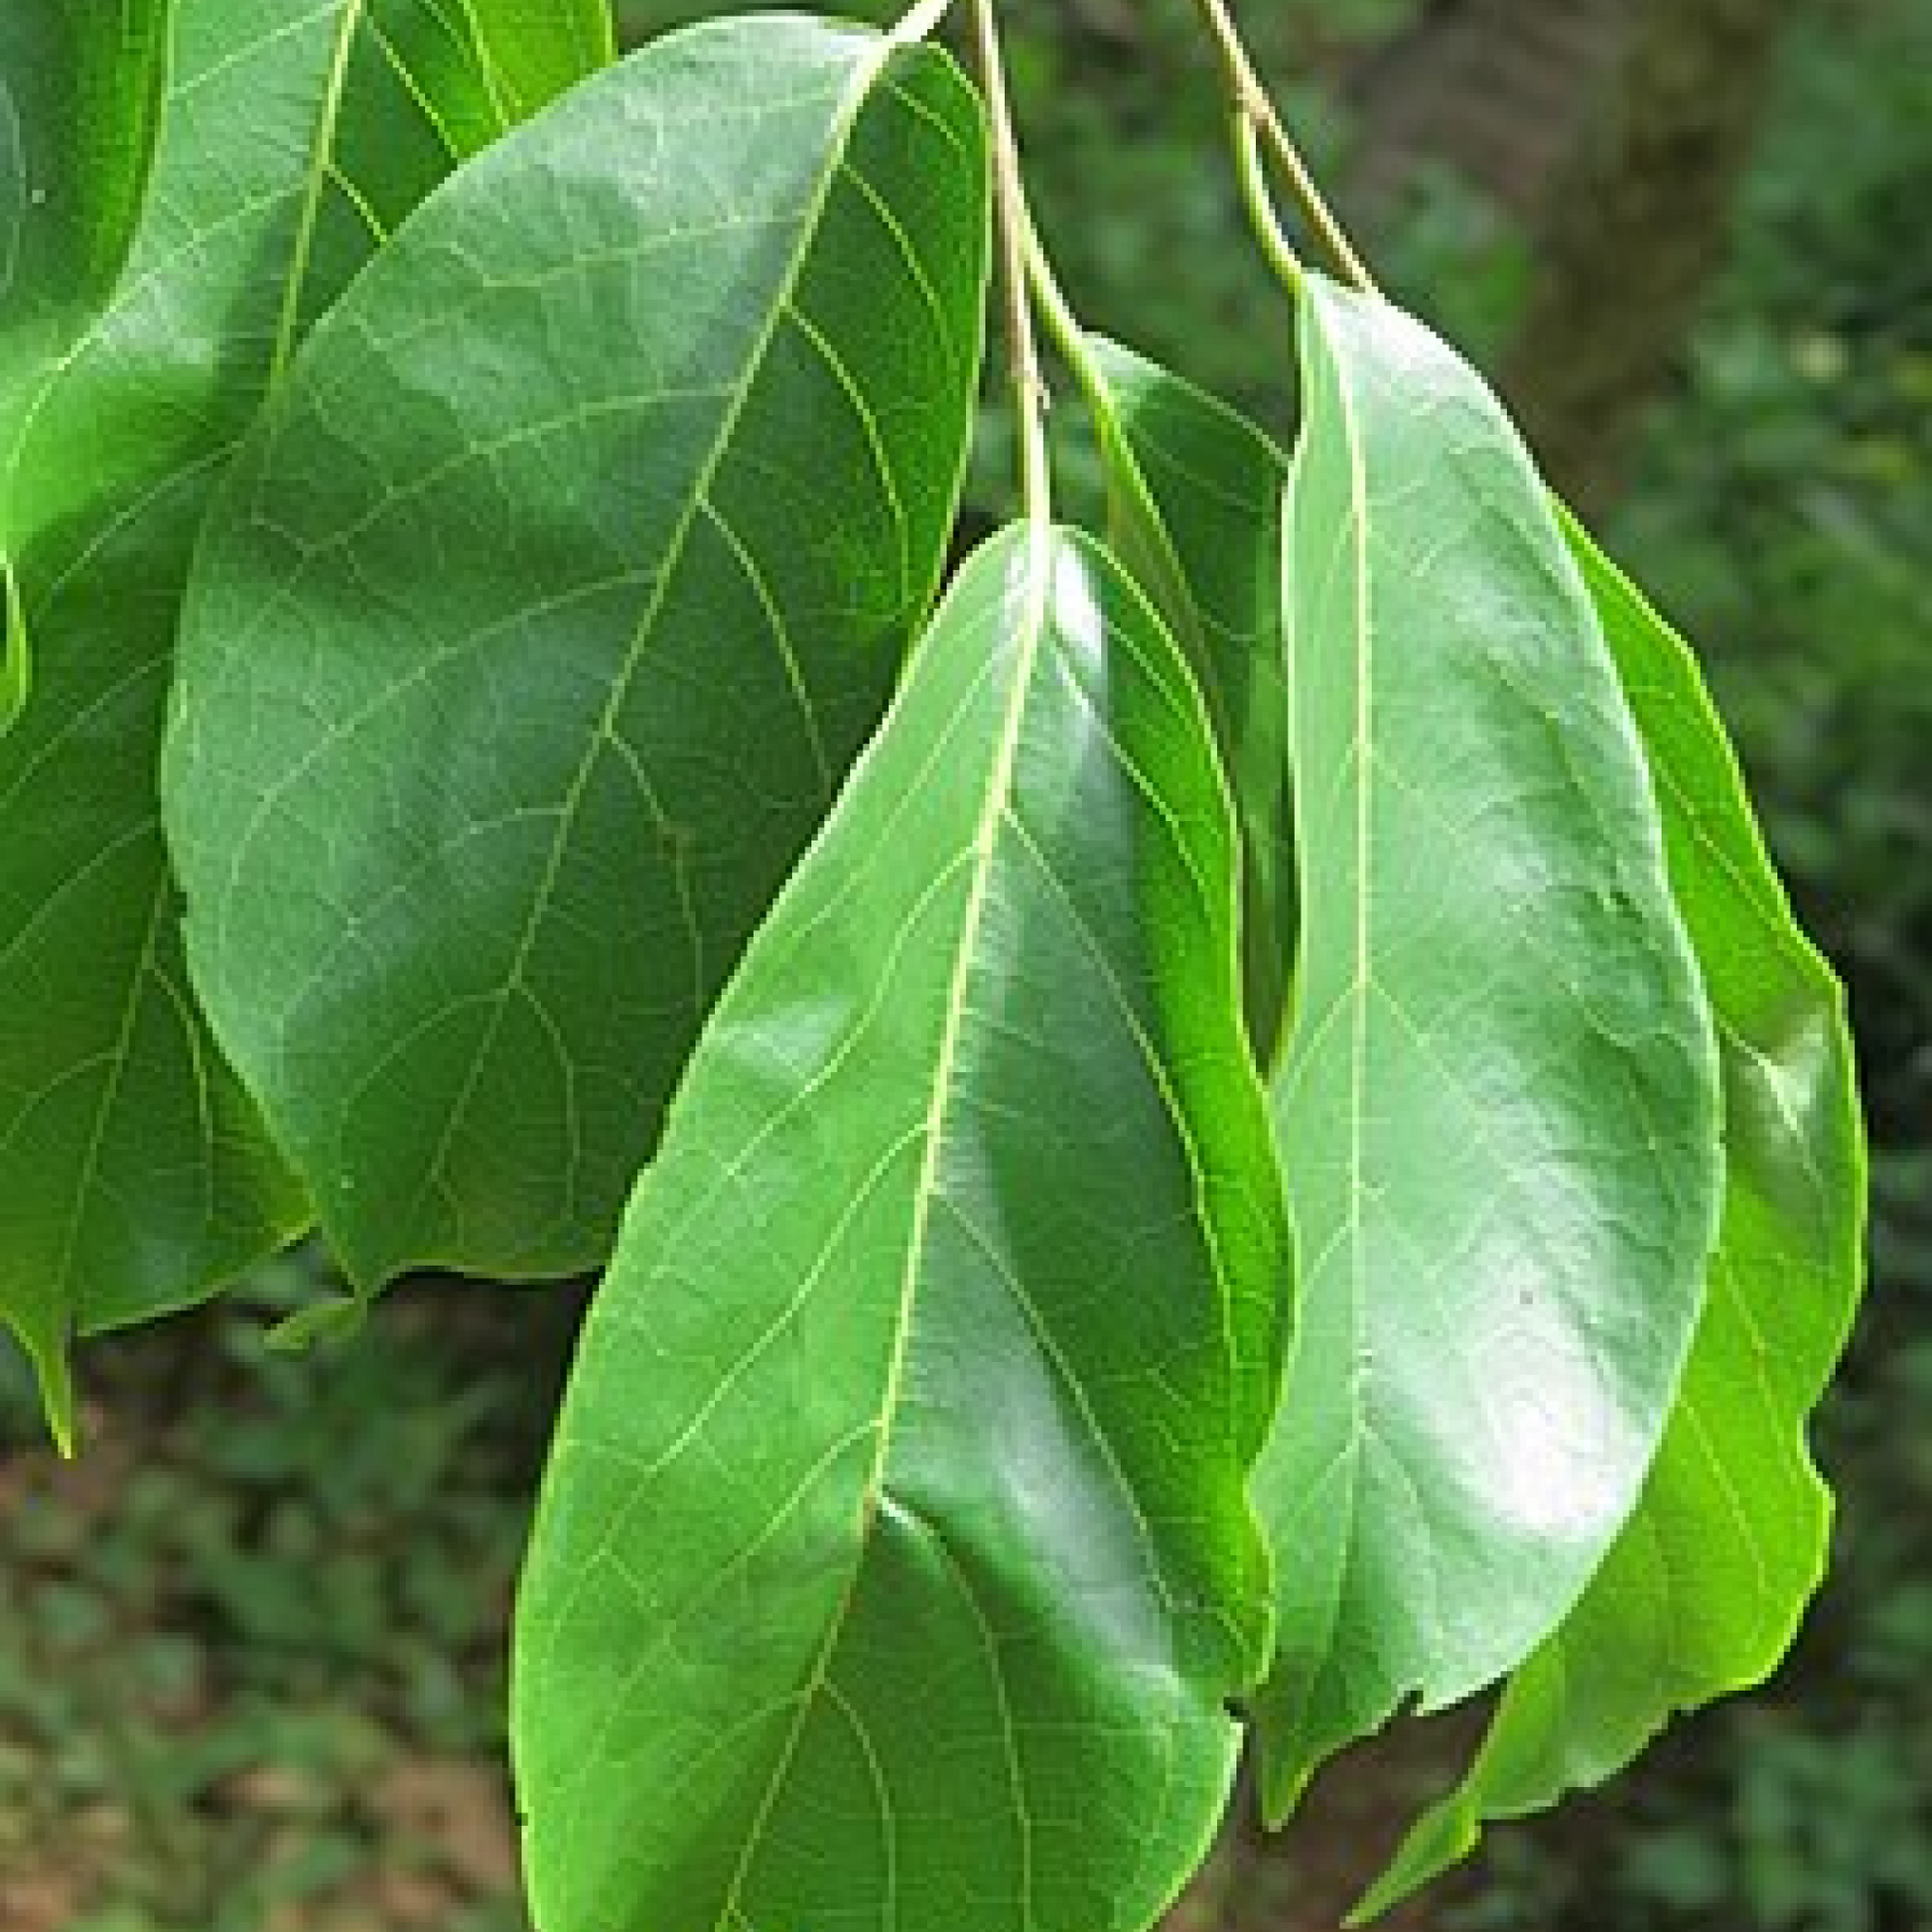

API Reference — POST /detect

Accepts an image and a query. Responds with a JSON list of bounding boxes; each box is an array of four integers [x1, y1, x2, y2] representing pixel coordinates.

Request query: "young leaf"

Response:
[[0, 0, 603, 1439], [512, 524, 1286, 1932], [1252, 275, 1724, 1816], [165, 16, 991, 1294], [1080, 340, 1298, 1062], [1355, 512, 1867, 1918]]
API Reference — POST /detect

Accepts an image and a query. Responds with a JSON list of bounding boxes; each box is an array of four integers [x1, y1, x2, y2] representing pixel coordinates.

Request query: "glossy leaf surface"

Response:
[[513, 524, 1286, 1932], [0, 0, 603, 1438], [1082, 340, 1297, 1061], [1358, 511, 1866, 1916], [166, 15, 990, 1293], [1253, 275, 1724, 1814]]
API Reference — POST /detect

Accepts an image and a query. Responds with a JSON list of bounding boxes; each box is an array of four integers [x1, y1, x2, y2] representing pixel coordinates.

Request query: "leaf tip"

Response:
[[267, 1295, 367, 1354], [19, 1326, 78, 1459], [1346, 1796, 1480, 1924]]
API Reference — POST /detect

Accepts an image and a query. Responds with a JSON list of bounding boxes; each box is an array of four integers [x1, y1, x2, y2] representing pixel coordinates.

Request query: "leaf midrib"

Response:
[[1270, 292, 1393, 1764], [402, 38, 906, 1254], [269, 0, 364, 381], [716, 524, 1054, 1931], [1328, 294, 1378, 1677]]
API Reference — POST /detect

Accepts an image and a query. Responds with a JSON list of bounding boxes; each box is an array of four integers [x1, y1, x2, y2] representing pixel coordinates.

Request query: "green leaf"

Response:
[[0, 0, 602, 1439], [1252, 275, 1724, 1816], [1355, 512, 1867, 1919], [165, 15, 991, 1293], [274, 0, 617, 347], [512, 524, 1286, 1932], [1079, 340, 1298, 1063], [0, 1, 167, 427]]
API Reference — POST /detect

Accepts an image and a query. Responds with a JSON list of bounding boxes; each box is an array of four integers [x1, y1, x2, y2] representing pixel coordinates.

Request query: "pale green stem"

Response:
[[970, 0, 1051, 525], [1187, 0, 1377, 294], [1233, 110, 1307, 299], [1017, 203, 1106, 406]]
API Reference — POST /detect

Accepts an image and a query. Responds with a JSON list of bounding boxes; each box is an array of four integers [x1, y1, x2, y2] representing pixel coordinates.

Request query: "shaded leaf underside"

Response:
[[1081, 337, 1297, 1062]]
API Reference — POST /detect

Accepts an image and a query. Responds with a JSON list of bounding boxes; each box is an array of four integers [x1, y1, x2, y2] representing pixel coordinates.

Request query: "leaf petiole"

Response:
[[1185, 0, 1377, 295], [970, 0, 1051, 526], [1233, 110, 1307, 301]]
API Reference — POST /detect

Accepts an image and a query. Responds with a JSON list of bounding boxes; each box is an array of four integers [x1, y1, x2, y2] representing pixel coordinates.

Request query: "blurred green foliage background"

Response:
[[3, 0, 1926, 1924]]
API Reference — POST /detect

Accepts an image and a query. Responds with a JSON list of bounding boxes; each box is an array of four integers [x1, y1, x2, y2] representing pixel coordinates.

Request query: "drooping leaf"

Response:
[[1355, 510, 1867, 1918], [1080, 340, 1298, 1062], [512, 523, 1287, 1932], [165, 15, 991, 1294], [0, 0, 604, 1440], [1252, 274, 1724, 1816]]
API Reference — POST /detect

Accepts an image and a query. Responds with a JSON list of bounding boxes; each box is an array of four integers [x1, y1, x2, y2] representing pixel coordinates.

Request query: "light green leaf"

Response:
[[512, 524, 1286, 1932], [1252, 274, 1724, 1816], [1079, 340, 1298, 1063], [1355, 511, 1867, 1919], [0, 0, 602, 1439], [165, 16, 991, 1294]]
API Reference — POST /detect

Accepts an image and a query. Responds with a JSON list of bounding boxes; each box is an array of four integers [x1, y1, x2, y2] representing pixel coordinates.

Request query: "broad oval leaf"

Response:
[[1355, 511, 1867, 1917], [1252, 275, 1724, 1815], [1081, 340, 1298, 1062], [512, 524, 1286, 1932], [164, 14, 991, 1294], [0, 0, 603, 1440]]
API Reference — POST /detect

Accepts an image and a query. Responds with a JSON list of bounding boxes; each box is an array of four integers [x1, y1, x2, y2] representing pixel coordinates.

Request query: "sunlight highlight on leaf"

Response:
[[1355, 511, 1867, 1919], [1252, 275, 1724, 1818]]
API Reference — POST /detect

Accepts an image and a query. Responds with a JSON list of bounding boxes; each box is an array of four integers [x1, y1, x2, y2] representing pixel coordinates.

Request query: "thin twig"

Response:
[[970, 0, 1052, 524], [1232, 110, 1307, 298], [1187, 0, 1377, 294]]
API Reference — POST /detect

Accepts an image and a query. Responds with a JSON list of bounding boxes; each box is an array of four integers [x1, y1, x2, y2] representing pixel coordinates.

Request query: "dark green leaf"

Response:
[[1252, 275, 1724, 1815], [1080, 340, 1298, 1062], [0, 1, 166, 421], [278, 0, 617, 345], [512, 523, 1285, 1932], [0, 0, 602, 1441], [1355, 512, 1867, 1918], [0, 3, 166, 742], [165, 16, 991, 1293]]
